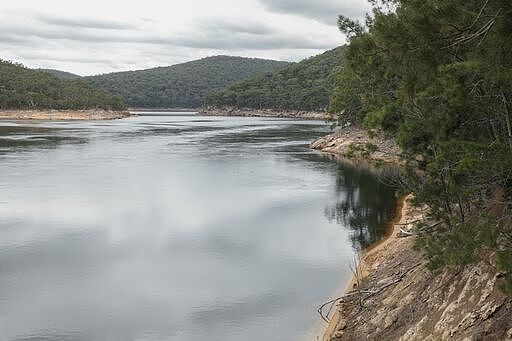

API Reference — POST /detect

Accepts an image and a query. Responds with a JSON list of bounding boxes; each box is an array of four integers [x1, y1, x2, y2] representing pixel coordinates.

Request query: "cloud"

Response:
[[186, 18, 334, 49], [36, 14, 136, 30], [0, 17, 333, 51], [197, 18, 274, 35], [257, 0, 370, 25]]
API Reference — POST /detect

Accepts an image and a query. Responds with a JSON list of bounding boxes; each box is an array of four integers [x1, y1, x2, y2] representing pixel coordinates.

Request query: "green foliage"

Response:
[[207, 47, 345, 111], [497, 251, 512, 294], [85, 56, 288, 108], [331, 0, 512, 292], [0, 60, 125, 110], [38, 69, 81, 80], [345, 142, 378, 159]]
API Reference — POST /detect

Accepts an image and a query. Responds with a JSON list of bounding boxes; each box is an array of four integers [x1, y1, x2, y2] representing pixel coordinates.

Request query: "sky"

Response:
[[0, 0, 370, 76]]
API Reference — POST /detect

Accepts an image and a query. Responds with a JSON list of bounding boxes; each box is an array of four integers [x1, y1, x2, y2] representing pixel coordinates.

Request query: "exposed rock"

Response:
[[310, 126, 401, 165], [322, 196, 512, 340], [0, 109, 132, 120], [198, 107, 329, 120]]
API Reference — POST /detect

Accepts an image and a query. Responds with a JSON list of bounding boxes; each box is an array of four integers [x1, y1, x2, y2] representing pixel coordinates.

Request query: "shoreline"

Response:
[[344, 195, 407, 292], [198, 107, 330, 120], [0, 109, 132, 121], [129, 107, 197, 112], [314, 126, 511, 340], [311, 126, 406, 340], [310, 126, 401, 166], [322, 195, 415, 340]]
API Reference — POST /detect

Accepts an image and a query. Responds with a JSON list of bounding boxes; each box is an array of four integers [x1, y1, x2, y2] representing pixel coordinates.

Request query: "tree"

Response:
[[329, 0, 512, 292]]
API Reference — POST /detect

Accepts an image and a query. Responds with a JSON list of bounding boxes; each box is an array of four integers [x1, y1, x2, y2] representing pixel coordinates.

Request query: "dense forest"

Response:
[[85, 56, 288, 108], [331, 0, 512, 291], [207, 47, 344, 111], [38, 69, 81, 80], [0, 60, 125, 110]]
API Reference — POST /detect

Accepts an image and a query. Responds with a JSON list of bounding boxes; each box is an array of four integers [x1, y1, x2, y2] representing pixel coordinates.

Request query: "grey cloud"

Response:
[[197, 18, 273, 35], [0, 19, 331, 51], [36, 14, 135, 30], [0, 35, 27, 44], [17, 51, 118, 65], [169, 34, 331, 50], [258, 0, 369, 25]]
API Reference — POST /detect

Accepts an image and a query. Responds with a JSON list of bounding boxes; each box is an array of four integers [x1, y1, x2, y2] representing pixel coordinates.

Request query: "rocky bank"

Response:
[[310, 126, 401, 166], [198, 107, 329, 120], [313, 127, 512, 341]]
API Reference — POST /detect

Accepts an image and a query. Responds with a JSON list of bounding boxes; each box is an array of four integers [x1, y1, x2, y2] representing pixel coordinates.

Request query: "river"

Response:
[[0, 112, 396, 341]]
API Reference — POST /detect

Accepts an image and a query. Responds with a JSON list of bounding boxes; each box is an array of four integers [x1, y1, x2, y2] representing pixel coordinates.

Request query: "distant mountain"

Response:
[[84, 56, 289, 109], [38, 69, 81, 80], [0, 60, 125, 110], [207, 47, 345, 112]]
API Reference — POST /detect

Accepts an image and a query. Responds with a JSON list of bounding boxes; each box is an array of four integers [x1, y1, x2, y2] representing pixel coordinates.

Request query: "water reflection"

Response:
[[0, 124, 87, 154], [324, 159, 397, 251]]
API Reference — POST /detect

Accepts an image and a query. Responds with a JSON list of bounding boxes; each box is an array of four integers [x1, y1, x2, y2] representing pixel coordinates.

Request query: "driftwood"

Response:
[[318, 262, 423, 323], [397, 228, 414, 238], [318, 297, 344, 323], [396, 221, 443, 237], [417, 221, 443, 233]]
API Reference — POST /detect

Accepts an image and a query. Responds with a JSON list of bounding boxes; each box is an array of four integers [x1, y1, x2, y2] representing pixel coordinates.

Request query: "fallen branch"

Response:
[[317, 297, 343, 323], [397, 228, 414, 238], [361, 262, 423, 300]]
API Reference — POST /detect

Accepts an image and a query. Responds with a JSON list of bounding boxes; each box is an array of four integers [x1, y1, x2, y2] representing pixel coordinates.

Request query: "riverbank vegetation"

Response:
[[0, 60, 125, 110], [84, 56, 288, 109], [207, 47, 344, 111], [329, 0, 512, 292]]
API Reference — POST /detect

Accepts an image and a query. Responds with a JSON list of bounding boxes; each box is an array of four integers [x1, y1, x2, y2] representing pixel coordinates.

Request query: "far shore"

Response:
[[0, 109, 132, 121], [129, 107, 198, 112], [198, 107, 330, 120]]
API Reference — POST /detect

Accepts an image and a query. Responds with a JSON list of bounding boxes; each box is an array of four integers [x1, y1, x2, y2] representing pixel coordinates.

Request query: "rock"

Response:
[[506, 327, 512, 338]]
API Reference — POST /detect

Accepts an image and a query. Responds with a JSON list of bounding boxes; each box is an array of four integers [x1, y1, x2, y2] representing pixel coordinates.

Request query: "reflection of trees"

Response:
[[324, 161, 397, 252], [0, 126, 86, 155]]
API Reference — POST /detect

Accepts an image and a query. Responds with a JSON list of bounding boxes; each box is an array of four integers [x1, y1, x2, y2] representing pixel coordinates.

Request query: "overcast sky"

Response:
[[0, 0, 370, 76]]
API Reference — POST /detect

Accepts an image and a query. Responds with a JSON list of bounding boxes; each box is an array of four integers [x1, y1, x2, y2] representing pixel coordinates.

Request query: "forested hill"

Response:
[[38, 69, 81, 79], [206, 46, 344, 112], [84, 56, 289, 108], [0, 60, 125, 110], [331, 1, 512, 292]]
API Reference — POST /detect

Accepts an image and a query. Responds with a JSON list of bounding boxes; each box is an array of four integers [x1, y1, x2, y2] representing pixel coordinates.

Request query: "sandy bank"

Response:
[[198, 107, 329, 120], [322, 195, 420, 340], [0, 109, 132, 121]]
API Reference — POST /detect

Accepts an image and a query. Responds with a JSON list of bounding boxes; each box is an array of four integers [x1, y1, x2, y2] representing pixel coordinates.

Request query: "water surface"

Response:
[[0, 112, 396, 341]]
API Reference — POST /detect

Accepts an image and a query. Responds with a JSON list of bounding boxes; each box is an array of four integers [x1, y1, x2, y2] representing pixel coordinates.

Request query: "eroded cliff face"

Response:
[[314, 129, 512, 341]]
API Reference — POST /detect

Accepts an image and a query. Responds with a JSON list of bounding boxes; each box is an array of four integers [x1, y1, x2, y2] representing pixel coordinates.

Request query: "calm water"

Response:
[[0, 112, 396, 341]]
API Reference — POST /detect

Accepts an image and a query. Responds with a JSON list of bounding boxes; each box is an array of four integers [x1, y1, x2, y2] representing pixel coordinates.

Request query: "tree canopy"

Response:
[[330, 0, 512, 292], [38, 69, 81, 80], [207, 46, 345, 111], [0, 60, 125, 110], [84, 56, 288, 108]]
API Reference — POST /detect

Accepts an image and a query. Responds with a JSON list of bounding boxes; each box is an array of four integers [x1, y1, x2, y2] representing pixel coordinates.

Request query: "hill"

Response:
[[0, 60, 125, 110], [206, 46, 344, 112], [84, 56, 289, 109], [38, 68, 81, 79]]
